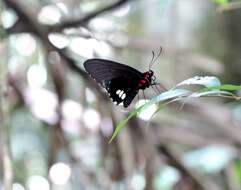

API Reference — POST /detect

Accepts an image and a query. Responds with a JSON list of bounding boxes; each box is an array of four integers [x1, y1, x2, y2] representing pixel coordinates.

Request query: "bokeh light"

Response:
[[13, 183, 25, 190], [83, 108, 101, 131], [70, 138, 100, 168], [62, 100, 83, 121], [80, 1, 100, 13], [1, 9, 17, 29], [27, 176, 50, 190], [25, 87, 58, 124], [85, 88, 96, 103], [100, 117, 113, 137], [69, 37, 112, 58], [93, 41, 112, 58], [15, 34, 37, 56], [89, 18, 114, 31], [49, 162, 71, 185], [8, 56, 24, 74], [38, 5, 61, 24], [130, 174, 146, 190], [56, 2, 68, 15], [108, 32, 129, 47], [113, 4, 130, 17], [135, 99, 158, 121], [69, 37, 95, 57], [154, 166, 180, 190], [184, 145, 236, 173], [27, 64, 47, 88], [48, 33, 69, 49], [61, 100, 83, 134]]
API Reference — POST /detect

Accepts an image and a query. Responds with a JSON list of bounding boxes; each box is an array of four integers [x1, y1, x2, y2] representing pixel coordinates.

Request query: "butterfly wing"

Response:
[[106, 76, 139, 107], [83, 59, 143, 84], [84, 59, 143, 107]]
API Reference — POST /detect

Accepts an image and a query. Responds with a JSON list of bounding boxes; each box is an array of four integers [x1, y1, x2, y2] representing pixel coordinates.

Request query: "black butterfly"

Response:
[[83, 58, 161, 108]]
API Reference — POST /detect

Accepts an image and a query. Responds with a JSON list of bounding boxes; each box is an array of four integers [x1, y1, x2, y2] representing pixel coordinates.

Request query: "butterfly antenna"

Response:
[[149, 46, 163, 70], [149, 51, 155, 71], [153, 46, 163, 64]]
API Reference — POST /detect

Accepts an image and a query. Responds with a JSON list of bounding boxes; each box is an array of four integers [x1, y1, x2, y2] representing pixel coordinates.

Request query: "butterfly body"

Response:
[[137, 70, 154, 90], [83, 59, 156, 107]]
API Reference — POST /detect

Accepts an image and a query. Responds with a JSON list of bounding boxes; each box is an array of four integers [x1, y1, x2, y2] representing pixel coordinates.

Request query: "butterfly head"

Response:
[[147, 47, 162, 85], [147, 70, 156, 85], [143, 70, 156, 85]]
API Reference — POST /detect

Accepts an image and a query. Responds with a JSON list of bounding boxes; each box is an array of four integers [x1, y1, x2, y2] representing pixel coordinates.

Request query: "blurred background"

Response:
[[0, 0, 241, 189]]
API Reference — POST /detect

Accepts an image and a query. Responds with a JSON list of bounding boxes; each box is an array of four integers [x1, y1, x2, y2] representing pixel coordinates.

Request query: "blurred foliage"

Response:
[[213, 0, 229, 5], [0, 0, 241, 190]]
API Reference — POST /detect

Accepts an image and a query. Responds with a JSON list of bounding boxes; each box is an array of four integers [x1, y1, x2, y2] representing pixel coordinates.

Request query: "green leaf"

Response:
[[212, 0, 228, 5], [149, 96, 185, 123], [189, 90, 236, 98], [108, 105, 143, 143], [176, 76, 221, 88], [109, 76, 241, 143], [234, 160, 241, 185], [204, 84, 241, 91], [108, 89, 190, 143], [150, 89, 190, 104]]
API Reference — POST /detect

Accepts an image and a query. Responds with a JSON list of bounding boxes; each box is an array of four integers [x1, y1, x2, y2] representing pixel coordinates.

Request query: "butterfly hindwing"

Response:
[[105, 76, 139, 107]]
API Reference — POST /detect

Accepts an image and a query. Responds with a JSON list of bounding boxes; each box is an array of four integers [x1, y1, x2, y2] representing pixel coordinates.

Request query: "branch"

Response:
[[6, 19, 34, 34], [6, 0, 133, 34], [126, 116, 222, 190], [3, 0, 108, 100], [49, 0, 132, 33], [157, 145, 222, 190]]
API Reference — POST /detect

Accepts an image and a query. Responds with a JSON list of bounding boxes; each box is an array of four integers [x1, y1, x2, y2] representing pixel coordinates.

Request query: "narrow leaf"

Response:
[[108, 106, 143, 143], [189, 90, 236, 98], [212, 0, 228, 5], [109, 89, 190, 143], [176, 76, 221, 88], [205, 84, 241, 91]]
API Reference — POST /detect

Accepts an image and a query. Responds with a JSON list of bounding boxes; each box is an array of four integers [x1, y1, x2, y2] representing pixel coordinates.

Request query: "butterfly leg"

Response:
[[155, 85, 162, 94], [151, 85, 160, 95], [142, 90, 147, 103], [155, 82, 167, 92]]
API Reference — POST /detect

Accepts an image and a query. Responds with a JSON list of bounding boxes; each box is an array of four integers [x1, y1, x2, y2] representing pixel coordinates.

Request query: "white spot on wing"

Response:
[[121, 93, 126, 100], [119, 90, 124, 97], [116, 89, 121, 95]]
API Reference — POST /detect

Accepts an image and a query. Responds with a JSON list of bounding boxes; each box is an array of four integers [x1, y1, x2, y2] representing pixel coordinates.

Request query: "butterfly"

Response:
[[83, 49, 163, 108]]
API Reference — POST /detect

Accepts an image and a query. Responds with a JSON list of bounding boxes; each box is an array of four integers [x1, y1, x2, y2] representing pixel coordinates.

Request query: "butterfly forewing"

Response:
[[84, 59, 143, 83], [84, 59, 144, 107]]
